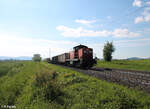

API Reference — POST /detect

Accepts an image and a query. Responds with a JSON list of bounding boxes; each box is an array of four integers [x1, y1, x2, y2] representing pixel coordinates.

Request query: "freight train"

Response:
[[51, 45, 96, 68]]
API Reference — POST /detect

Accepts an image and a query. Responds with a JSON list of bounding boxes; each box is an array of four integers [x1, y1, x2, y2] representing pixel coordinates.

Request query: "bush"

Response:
[[33, 71, 63, 101], [0, 66, 10, 77]]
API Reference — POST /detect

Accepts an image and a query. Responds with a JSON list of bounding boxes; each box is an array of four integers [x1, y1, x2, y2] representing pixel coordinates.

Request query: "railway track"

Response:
[[53, 64, 150, 94], [88, 68, 150, 93]]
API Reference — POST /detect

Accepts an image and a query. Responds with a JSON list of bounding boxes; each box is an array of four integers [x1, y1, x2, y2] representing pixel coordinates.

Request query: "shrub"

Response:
[[0, 66, 10, 77], [33, 71, 63, 101]]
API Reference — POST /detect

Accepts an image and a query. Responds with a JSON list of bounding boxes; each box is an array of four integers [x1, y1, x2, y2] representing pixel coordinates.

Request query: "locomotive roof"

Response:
[[73, 44, 88, 50]]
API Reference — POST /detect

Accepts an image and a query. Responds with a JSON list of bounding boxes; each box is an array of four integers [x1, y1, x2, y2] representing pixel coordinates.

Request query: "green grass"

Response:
[[0, 61, 150, 109], [96, 59, 150, 72], [0, 61, 23, 77]]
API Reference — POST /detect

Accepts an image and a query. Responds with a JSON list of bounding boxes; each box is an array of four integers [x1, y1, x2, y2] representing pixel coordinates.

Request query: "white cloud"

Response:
[[134, 7, 150, 24], [107, 16, 112, 20], [132, 0, 150, 24], [133, 0, 142, 7], [56, 25, 111, 37], [112, 28, 140, 38], [134, 16, 144, 23], [144, 28, 150, 33], [113, 38, 150, 48], [0, 32, 147, 59], [114, 38, 150, 44], [57, 25, 140, 38], [75, 19, 96, 25], [143, 8, 150, 21], [146, 1, 150, 5], [145, 14, 150, 21], [0, 33, 77, 57]]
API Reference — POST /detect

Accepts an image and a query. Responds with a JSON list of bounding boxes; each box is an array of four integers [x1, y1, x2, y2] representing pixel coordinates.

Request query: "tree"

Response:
[[32, 54, 41, 62], [103, 41, 115, 61]]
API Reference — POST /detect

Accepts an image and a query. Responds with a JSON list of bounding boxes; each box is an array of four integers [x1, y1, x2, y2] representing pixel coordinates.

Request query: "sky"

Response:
[[0, 0, 150, 59]]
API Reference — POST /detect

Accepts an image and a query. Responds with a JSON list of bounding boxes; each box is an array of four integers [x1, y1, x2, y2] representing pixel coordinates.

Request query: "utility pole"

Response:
[[94, 53, 96, 58], [49, 48, 51, 59]]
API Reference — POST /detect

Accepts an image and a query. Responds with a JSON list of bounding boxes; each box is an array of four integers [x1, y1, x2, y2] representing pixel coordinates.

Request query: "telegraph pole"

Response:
[[49, 48, 51, 59]]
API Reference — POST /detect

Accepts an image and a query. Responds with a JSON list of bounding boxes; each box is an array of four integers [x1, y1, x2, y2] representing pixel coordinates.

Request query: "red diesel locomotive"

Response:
[[52, 45, 96, 68]]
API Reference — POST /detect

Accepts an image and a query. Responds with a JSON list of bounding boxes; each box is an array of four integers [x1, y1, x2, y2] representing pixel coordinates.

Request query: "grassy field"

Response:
[[0, 61, 150, 109], [96, 59, 150, 72]]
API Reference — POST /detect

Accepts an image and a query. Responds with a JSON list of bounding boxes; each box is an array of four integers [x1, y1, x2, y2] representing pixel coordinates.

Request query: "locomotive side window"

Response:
[[84, 51, 87, 53], [89, 50, 92, 53], [83, 49, 92, 54]]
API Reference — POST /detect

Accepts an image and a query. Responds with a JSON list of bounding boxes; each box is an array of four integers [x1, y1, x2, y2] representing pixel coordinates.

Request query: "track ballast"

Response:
[[53, 64, 150, 94]]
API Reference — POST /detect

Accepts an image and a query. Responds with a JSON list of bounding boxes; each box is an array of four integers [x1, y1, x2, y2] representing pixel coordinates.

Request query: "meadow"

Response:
[[96, 59, 150, 72], [0, 61, 150, 109]]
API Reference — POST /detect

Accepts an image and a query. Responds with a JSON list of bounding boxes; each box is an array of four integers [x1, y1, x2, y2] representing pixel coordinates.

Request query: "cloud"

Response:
[[143, 8, 150, 21], [107, 16, 112, 20], [113, 38, 150, 48], [133, 0, 142, 7], [0, 31, 147, 59], [112, 28, 140, 38], [143, 28, 150, 33], [0, 33, 77, 57], [114, 38, 150, 44], [56, 25, 111, 37], [57, 25, 140, 38], [146, 1, 150, 6], [134, 16, 144, 23], [75, 19, 96, 25], [134, 7, 150, 24]]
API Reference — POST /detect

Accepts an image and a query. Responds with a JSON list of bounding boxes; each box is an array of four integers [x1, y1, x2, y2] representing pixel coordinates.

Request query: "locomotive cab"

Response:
[[70, 45, 96, 68], [73, 45, 88, 59]]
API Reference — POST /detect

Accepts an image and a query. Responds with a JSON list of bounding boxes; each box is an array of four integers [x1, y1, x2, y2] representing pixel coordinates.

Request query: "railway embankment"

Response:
[[85, 68, 150, 93], [59, 65, 150, 93]]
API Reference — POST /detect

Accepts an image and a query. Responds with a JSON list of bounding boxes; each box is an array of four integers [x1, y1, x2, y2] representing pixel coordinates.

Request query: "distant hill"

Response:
[[127, 57, 150, 60], [0, 56, 32, 60]]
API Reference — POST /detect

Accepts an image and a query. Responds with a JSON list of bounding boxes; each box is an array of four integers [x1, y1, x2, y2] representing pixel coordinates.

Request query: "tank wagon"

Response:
[[52, 45, 96, 68]]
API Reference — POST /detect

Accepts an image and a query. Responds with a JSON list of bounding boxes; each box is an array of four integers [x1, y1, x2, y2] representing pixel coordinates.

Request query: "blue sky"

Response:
[[0, 0, 150, 59]]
